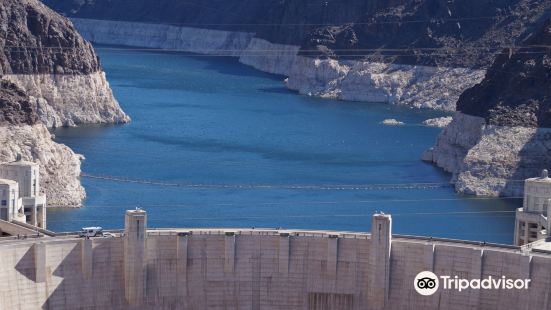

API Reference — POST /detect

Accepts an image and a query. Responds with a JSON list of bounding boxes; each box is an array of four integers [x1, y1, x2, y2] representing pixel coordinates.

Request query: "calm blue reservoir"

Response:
[[48, 47, 519, 243]]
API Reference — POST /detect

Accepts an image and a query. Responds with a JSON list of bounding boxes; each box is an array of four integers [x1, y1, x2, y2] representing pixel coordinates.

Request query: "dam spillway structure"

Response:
[[514, 169, 551, 246], [0, 158, 47, 231], [2, 210, 551, 309]]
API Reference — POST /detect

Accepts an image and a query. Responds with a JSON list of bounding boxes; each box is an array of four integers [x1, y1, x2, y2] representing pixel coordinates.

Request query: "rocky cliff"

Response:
[[457, 19, 551, 127], [1, 0, 129, 127], [43, 0, 551, 110], [0, 80, 84, 206], [424, 19, 551, 196], [0, 0, 130, 206], [41, 0, 551, 197], [0, 80, 38, 125]]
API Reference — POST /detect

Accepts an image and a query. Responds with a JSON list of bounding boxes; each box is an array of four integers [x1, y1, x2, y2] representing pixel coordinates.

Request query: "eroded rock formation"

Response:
[[424, 19, 551, 196], [1, 0, 129, 127], [0, 80, 84, 206], [43, 0, 551, 110], [0, 0, 130, 206]]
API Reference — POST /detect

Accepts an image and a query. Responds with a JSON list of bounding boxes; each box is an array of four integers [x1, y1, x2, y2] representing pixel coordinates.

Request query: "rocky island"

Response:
[[1, 0, 129, 206]]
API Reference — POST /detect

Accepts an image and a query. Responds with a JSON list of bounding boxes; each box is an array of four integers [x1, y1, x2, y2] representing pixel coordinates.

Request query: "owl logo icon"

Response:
[[414, 271, 439, 296]]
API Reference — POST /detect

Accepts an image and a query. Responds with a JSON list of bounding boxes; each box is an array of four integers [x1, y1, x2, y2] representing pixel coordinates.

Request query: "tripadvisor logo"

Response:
[[414, 271, 531, 296], [414, 271, 439, 296]]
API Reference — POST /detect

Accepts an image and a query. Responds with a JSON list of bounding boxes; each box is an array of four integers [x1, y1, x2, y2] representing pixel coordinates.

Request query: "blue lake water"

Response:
[[48, 47, 520, 243]]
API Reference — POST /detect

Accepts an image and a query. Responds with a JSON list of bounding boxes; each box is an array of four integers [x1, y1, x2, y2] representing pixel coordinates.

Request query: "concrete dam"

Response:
[[1, 209, 551, 310]]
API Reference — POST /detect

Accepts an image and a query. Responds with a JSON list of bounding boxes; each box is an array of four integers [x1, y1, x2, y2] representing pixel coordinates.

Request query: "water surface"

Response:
[[49, 48, 519, 243]]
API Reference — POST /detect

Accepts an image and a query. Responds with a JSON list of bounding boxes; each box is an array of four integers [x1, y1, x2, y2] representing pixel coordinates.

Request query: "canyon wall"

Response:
[[285, 57, 485, 110], [71, 18, 485, 111], [3, 72, 127, 127], [44, 0, 551, 110], [424, 19, 551, 197], [41, 0, 551, 197], [422, 112, 551, 197], [71, 19, 254, 56], [0, 124, 84, 207], [1, 0, 130, 206], [1, 0, 129, 127], [0, 211, 549, 310], [0, 80, 84, 207]]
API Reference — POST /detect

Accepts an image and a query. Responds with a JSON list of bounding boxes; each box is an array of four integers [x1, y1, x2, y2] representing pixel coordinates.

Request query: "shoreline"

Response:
[[71, 18, 486, 112]]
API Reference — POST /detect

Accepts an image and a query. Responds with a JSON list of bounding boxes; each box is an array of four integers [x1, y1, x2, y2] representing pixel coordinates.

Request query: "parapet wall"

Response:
[[1, 214, 551, 309]]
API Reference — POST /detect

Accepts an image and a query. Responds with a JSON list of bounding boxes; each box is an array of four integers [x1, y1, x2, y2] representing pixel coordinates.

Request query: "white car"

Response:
[[78, 227, 103, 238]]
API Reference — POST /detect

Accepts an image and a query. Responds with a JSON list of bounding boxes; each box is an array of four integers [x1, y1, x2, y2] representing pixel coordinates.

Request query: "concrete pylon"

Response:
[[124, 209, 147, 306], [368, 213, 392, 310]]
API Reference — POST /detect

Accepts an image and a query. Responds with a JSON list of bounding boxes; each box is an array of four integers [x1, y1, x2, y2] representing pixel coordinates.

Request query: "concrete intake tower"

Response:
[[2, 209, 551, 309]]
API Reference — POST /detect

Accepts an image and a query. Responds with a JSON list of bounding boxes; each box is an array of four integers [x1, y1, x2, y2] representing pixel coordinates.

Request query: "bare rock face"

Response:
[[285, 56, 485, 111], [381, 119, 405, 126], [422, 117, 453, 128], [0, 124, 85, 207], [425, 18, 551, 197], [0, 80, 84, 206], [42, 0, 551, 110], [0, 0, 129, 207], [43, 0, 551, 68], [0, 0, 99, 75], [0, 79, 39, 125], [457, 19, 551, 127], [3, 72, 128, 127], [424, 112, 551, 197], [0, 0, 129, 127], [422, 113, 485, 174]]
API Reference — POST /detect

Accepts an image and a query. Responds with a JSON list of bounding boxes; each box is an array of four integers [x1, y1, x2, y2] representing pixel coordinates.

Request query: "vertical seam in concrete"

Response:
[[177, 234, 189, 278], [424, 243, 435, 272], [33, 242, 46, 283], [225, 232, 235, 273], [81, 239, 93, 279], [279, 233, 290, 275], [468, 249, 483, 308], [327, 236, 338, 278], [521, 254, 533, 310]]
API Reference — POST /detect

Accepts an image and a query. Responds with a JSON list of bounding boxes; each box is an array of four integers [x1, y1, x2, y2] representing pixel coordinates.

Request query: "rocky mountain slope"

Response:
[[0, 80, 38, 125], [457, 20, 551, 127], [1, 0, 129, 127], [423, 18, 551, 196], [1, 0, 130, 206], [43, 0, 551, 110], [41, 0, 551, 197], [0, 80, 84, 206]]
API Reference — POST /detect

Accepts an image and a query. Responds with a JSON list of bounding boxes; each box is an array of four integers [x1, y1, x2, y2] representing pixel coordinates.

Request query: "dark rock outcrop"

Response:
[[457, 19, 551, 127], [0, 77, 85, 207], [0, 79, 38, 125], [1, 0, 129, 127], [424, 19, 551, 197], [39, 0, 551, 111], [0, 0, 130, 206], [43, 0, 551, 68], [302, 0, 551, 68], [0, 0, 100, 75]]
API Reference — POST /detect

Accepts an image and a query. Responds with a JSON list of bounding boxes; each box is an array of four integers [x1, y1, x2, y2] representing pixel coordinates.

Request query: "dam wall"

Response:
[[1, 210, 551, 309]]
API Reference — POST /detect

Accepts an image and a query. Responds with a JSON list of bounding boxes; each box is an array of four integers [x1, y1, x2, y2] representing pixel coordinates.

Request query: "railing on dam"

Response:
[[393, 234, 522, 250], [1, 226, 534, 255], [144, 228, 524, 251], [145, 227, 371, 240]]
